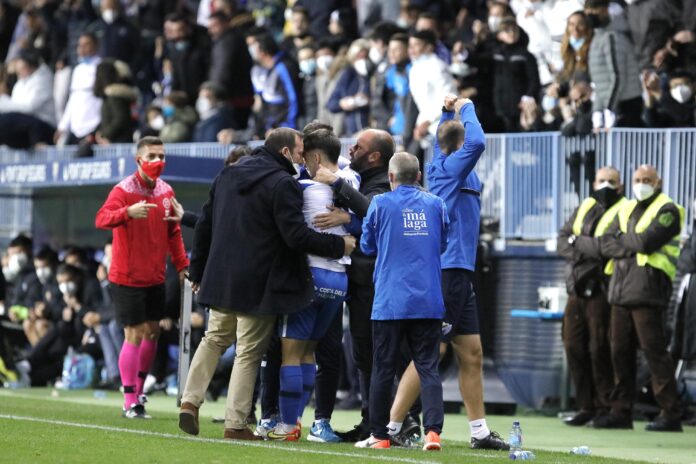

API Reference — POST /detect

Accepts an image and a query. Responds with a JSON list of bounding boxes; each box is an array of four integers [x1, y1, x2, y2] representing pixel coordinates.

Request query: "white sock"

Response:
[[281, 422, 296, 433], [469, 418, 490, 440], [387, 421, 403, 436]]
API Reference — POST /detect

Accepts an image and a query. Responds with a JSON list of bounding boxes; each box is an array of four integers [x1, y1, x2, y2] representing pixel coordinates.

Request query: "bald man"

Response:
[[594, 165, 685, 432], [557, 167, 627, 426]]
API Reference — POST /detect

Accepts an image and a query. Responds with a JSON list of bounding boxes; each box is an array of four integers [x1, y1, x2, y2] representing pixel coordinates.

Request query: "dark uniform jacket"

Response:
[[557, 197, 614, 296], [329, 166, 390, 286], [674, 220, 696, 359], [190, 146, 345, 315], [599, 192, 682, 308]]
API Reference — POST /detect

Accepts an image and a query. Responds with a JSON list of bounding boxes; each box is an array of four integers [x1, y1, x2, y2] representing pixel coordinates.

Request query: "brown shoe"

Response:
[[224, 427, 262, 441], [179, 402, 200, 436]]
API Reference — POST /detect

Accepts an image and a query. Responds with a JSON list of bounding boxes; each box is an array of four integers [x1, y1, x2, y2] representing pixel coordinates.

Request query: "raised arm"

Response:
[[441, 101, 485, 178]]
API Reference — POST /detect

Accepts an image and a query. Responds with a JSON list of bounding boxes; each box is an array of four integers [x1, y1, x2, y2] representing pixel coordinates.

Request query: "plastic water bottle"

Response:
[[570, 446, 591, 455], [509, 450, 536, 460], [509, 421, 523, 452]]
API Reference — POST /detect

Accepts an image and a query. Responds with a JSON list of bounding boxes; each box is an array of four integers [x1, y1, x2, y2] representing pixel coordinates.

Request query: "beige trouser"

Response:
[[181, 308, 275, 429]]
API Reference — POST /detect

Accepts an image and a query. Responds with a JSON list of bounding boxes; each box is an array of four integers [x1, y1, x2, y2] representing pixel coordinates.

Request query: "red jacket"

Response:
[[95, 172, 189, 287]]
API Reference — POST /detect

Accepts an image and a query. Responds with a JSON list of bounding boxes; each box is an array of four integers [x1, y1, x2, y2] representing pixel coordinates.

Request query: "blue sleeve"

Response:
[[442, 104, 485, 179], [434, 110, 455, 157], [360, 200, 378, 256], [327, 71, 349, 114], [276, 62, 298, 128], [345, 212, 362, 236], [440, 200, 450, 254]]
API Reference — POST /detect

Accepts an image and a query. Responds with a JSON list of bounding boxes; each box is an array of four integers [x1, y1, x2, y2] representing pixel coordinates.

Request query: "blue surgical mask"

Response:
[[78, 55, 96, 65], [299, 59, 316, 76], [569, 36, 585, 51], [542, 95, 558, 112], [162, 105, 175, 119], [174, 40, 189, 52]]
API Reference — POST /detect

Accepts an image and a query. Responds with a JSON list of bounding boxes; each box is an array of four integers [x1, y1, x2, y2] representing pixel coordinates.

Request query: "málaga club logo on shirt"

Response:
[[402, 208, 429, 237], [162, 197, 171, 218]]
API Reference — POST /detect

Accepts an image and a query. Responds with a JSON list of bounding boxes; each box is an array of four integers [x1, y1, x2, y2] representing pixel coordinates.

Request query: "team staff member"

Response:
[[179, 128, 354, 441], [95, 136, 188, 419], [557, 167, 627, 426], [356, 152, 448, 451], [312, 128, 394, 442], [594, 165, 684, 432], [388, 95, 508, 450]]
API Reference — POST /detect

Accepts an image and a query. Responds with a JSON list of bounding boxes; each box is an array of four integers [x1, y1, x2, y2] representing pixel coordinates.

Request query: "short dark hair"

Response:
[[369, 21, 403, 44], [315, 37, 341, 54], [389, 33, 409, 46], [9, 234, 33, 252], [209, 11, 230, 23], [80, 32, 99, 46], [137, 136, 164, 152], [417, 12, 437, 23], [437, 120, 466, 155], [368, 130, 395, 165], [225, 145, 252, 166], [303, 129, 341, 164], [200, 81, 226, 101], [499, 17, 518, 32], [255, 33, 279, 56], [302, 120, 334, 136], [670, 68, 693, 81], [584, 0, 609, 8], [291, 5, 309, 19], [56, 263, 82, 283], [63, 246, 87, 265], [35, 246, 58, 266], [265, 128, 303, 155], [410, 29, 436, 47], [17, 48, 41, 69], [164, 12, 188, 24]]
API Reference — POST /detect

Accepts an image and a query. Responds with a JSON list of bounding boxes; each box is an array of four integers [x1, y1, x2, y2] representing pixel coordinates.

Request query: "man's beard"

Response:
[[350, 155, 370, 173]]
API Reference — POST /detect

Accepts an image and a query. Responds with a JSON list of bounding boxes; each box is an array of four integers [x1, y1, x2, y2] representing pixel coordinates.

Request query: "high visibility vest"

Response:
[[604, 193, 684, 279], [572, 196, 628, 237]]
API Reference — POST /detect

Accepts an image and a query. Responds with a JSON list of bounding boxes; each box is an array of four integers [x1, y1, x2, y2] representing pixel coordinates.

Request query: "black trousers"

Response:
[[347, 281, 375, 426], [562, 293, 614, 412], [369, 319, 443, 440], [0, 112, 54, 149]]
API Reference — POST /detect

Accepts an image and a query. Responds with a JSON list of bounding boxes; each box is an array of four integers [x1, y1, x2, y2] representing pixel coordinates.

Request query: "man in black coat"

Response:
[[164, 13, 210, 104], [178, 128, 356, 440], [311, 128, 394, 441], [207, 11, 254, 130]]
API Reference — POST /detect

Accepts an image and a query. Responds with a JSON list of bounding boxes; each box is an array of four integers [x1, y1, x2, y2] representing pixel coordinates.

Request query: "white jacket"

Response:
[[58, 59, 102, 138], [0, 64, 56, 126], [408, 53, 456, 134]]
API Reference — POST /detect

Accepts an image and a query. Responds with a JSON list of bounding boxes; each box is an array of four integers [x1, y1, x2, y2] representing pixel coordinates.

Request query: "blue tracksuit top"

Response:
[[426, 104, 486, 271], [360, 184, 449, 321]]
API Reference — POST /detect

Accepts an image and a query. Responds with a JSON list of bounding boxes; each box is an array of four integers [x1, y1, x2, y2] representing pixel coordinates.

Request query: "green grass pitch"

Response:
[[1, 388, 694, 463]]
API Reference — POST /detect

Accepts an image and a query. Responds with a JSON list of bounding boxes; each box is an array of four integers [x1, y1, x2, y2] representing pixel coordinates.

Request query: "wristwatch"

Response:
[[567, 234, 577, 245]]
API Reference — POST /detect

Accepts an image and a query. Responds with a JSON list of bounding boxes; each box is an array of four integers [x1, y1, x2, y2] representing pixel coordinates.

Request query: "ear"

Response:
[[416, 171, 422, 183], [388, 172, 395, 184], [368, 151, 381, 164]]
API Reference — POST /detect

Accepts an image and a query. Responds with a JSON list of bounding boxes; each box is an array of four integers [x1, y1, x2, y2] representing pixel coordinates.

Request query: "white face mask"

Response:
[[541, 95, 558, 112], [102, 255, 111, 271], [354, 58, 369, 76], [150, 115, 165, 130], [8, 253, 28, 275], [316, 55, 334, 72], [369, 46, 383, 64], [59, 281, 78, 296], [36, 266, 52, 284], [633, 182, 655, 201], [102, 9, 116, 24], [488, 16, 502, 33], [2, 266, 17, 283], [670, 84, 693, 104], [196, 97, 213, 115]]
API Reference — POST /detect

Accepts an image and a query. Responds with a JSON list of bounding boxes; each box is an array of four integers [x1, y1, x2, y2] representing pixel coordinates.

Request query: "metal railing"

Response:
[[1, 129, 694, 240]]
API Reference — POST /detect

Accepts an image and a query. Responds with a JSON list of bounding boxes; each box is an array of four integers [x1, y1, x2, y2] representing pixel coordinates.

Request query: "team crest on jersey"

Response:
[[163, 197, 171, 217]]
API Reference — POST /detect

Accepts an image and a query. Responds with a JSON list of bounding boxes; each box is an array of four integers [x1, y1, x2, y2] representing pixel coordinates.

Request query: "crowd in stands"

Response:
[[0, 0, 695, 152]]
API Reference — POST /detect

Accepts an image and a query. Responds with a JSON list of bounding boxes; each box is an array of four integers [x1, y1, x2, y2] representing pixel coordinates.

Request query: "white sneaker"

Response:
[[355, 435, 390, 449]]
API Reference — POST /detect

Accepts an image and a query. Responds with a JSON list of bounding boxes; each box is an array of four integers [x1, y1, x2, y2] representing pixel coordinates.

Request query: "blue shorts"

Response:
[[279, 267, 348, 341]]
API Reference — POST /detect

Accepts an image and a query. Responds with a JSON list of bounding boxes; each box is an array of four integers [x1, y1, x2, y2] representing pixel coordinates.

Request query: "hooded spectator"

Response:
[[94, 60, 137, 144], [0, 48, 56, 148], [207, 11, 254, 129], [327, 38, 371, 136], [193, 81, 236, 142]]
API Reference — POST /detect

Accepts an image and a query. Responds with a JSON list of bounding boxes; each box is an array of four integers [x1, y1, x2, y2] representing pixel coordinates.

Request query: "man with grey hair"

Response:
[[357, 152, 449, 450]]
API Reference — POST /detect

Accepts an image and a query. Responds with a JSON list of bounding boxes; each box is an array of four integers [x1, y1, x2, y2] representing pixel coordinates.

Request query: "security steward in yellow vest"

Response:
[[594, 165, 684, 432], [558, 167, 626, 426]]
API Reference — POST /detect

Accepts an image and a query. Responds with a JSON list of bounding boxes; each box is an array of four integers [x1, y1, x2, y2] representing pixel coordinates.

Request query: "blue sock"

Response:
[[279, 365, 302, 426], [299, 363, 317, 422]]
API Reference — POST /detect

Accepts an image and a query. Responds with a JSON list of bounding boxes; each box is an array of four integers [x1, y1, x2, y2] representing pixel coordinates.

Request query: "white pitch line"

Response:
[[0, 414, 439, 464]]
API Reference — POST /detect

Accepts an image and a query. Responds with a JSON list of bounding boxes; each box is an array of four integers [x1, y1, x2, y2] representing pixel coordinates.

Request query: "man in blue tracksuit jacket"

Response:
[[356, 152, 449, 451], [388, 95, 509, 450]]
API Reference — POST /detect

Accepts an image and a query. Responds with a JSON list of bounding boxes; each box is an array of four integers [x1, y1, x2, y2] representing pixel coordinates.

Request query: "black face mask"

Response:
[[593, 186, 621, 206], [586, 13, 610, 29]]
